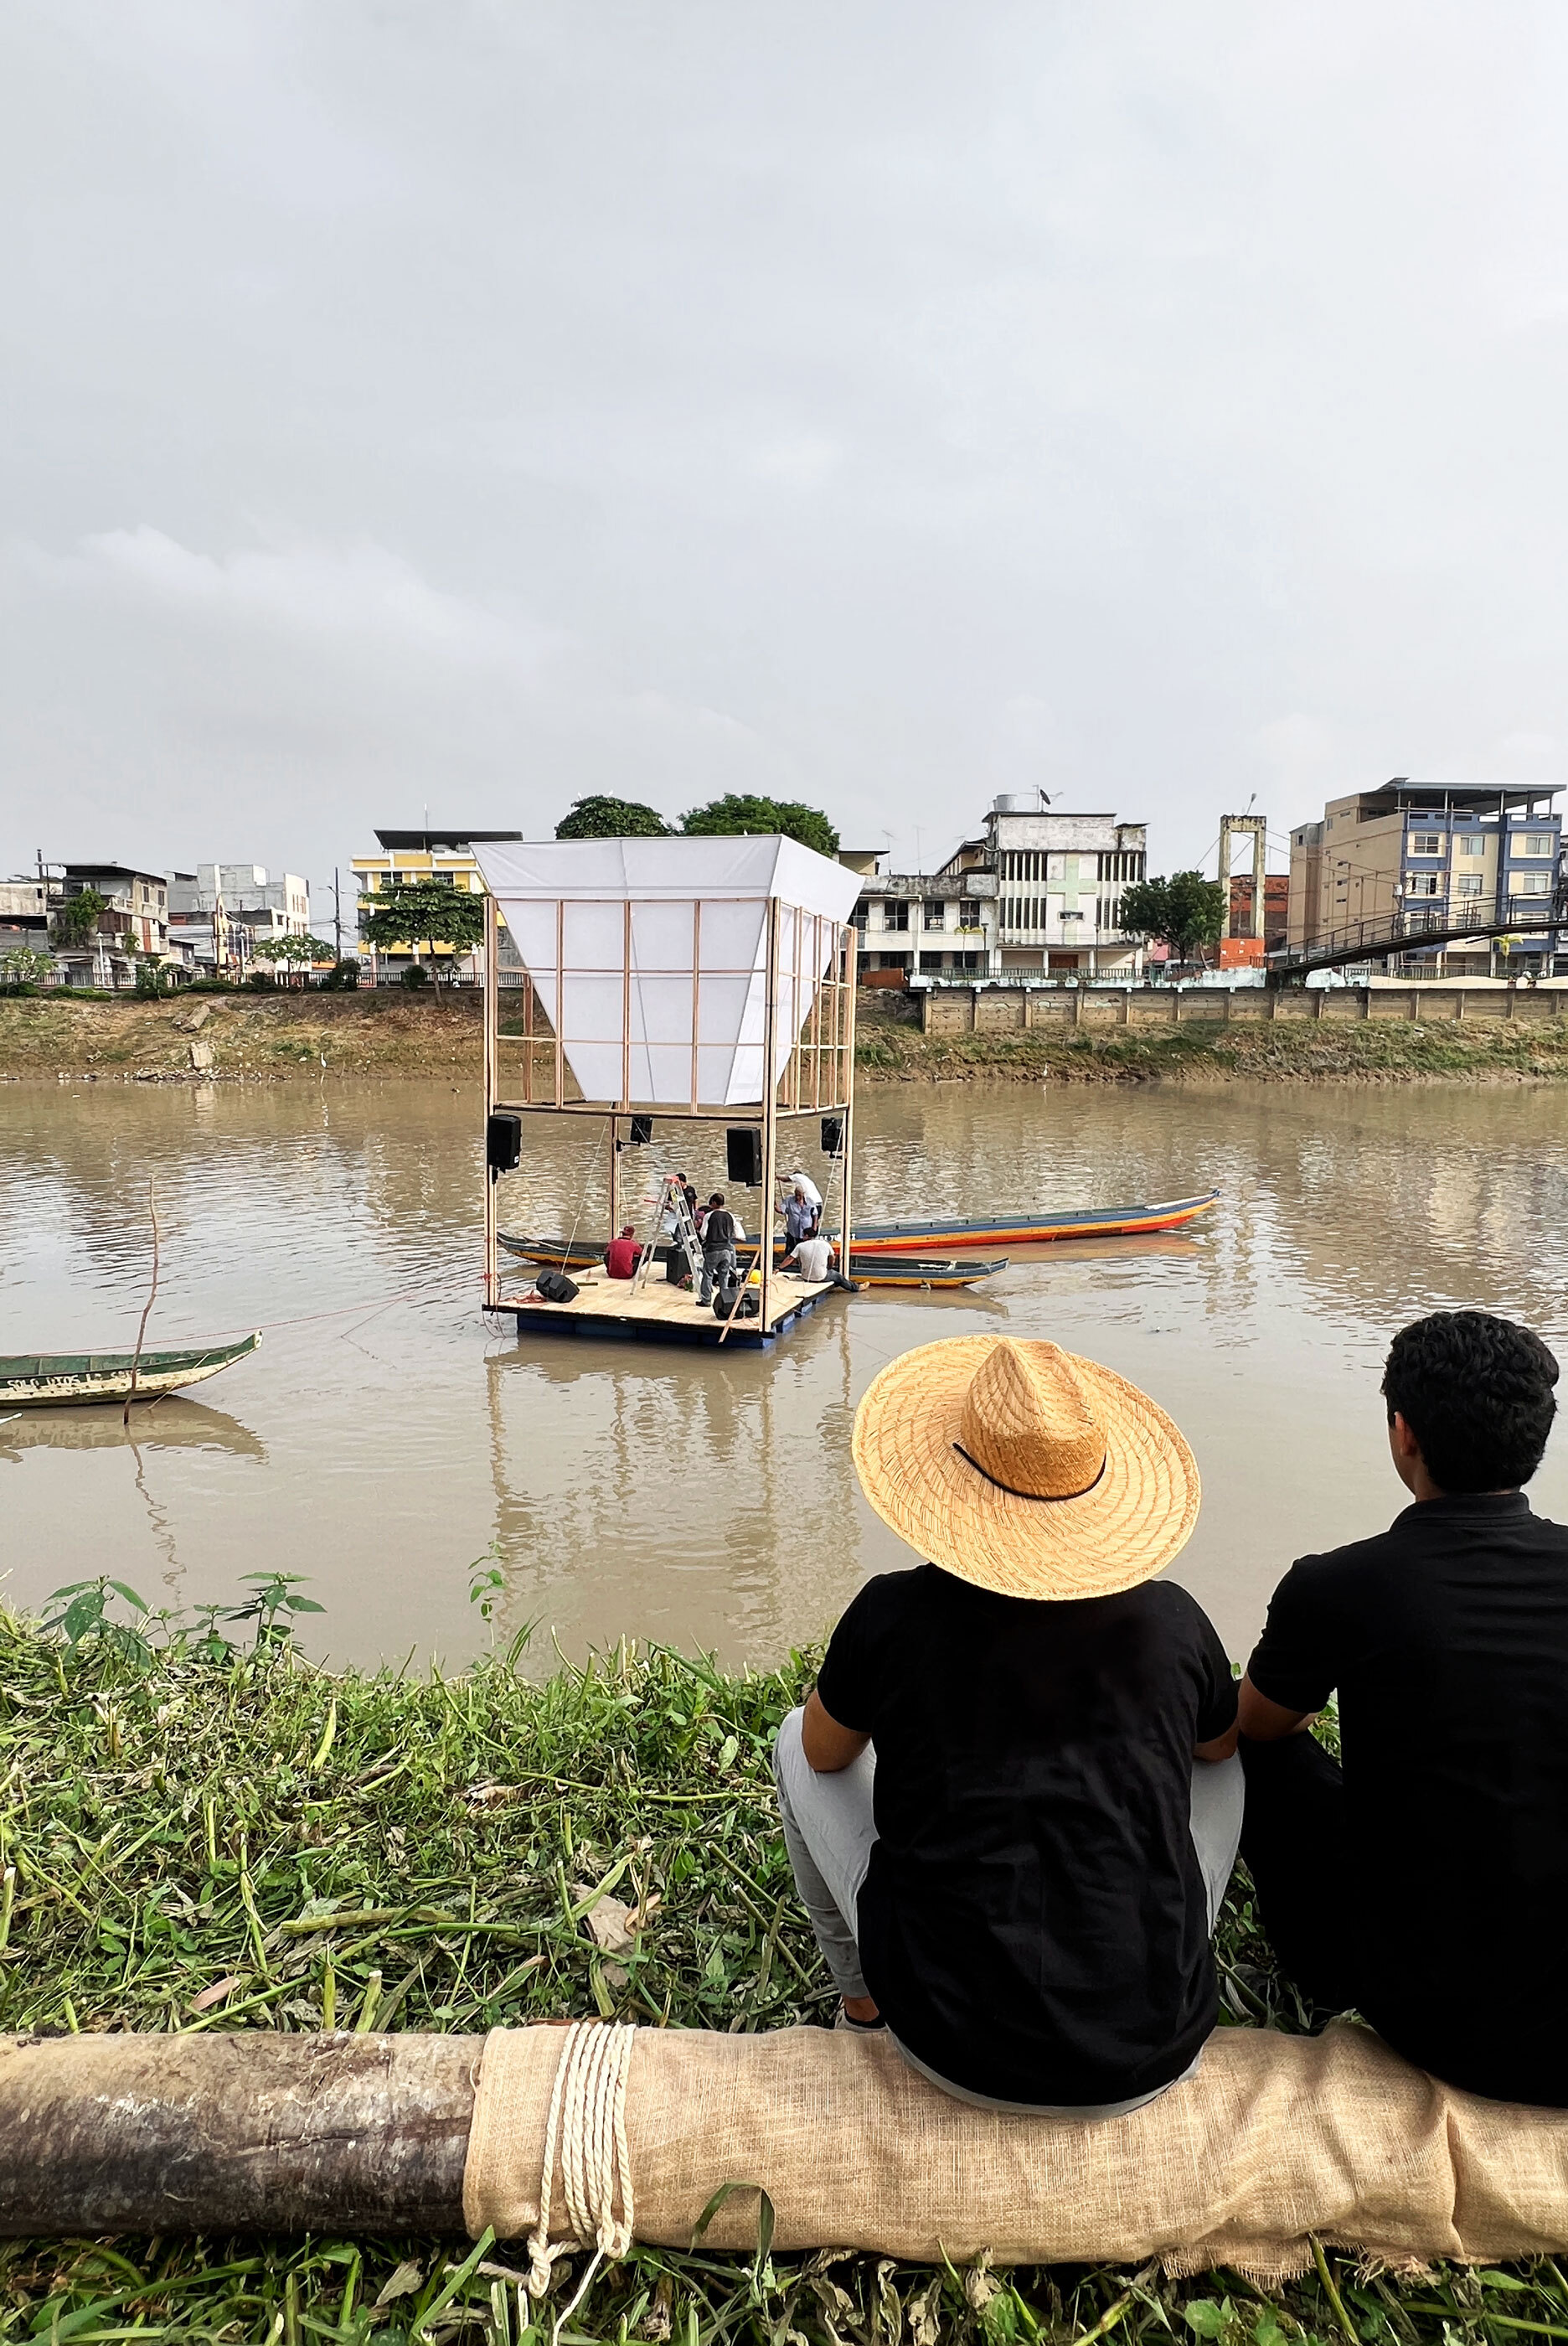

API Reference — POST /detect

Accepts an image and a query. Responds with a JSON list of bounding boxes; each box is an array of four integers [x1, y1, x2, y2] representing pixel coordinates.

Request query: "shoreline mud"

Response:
[[5, 990, 1568, 1087]]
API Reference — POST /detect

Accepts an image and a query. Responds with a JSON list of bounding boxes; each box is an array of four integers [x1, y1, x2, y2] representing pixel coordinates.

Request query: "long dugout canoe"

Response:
[[498, 1233, 1005, 1290], [842, 1191, 1219, 1254], [0, 1331, 262, 1409]]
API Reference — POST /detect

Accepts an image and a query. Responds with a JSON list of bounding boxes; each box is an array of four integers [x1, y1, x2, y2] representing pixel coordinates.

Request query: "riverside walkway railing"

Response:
[[1268, 887, 1568, 979]]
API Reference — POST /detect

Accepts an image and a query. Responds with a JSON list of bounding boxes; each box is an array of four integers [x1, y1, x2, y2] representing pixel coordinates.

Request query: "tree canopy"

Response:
[[679, 794, 839, 857], [1117, 871, 1228, 967], [360, 882, 486, 989], [51, 888, 109, 948], [252, 933, 335, 964], [555, 795, 670, 839]]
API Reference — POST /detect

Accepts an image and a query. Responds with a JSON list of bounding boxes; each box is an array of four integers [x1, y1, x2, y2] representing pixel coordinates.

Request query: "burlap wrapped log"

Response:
[[463, 2019, 1568, 2282]]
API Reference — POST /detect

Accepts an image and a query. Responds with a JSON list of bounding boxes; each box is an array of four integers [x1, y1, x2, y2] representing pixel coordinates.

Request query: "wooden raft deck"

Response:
[[489, 1266, 840, 1350]]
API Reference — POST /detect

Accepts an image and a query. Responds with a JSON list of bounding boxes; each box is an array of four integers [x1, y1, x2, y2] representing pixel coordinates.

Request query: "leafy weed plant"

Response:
[[0, 1600, 1563, 2343]]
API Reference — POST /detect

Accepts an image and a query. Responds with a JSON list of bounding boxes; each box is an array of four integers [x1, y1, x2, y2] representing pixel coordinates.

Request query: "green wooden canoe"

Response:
[[0, 1332, 262, 1409]]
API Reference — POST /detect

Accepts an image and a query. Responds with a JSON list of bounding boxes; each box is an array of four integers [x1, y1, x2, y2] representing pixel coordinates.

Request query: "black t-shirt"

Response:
[[704, 1210, 736, 1250], [817, 1565, 1237, 2106], [1247, 1492, 1568, 2104]]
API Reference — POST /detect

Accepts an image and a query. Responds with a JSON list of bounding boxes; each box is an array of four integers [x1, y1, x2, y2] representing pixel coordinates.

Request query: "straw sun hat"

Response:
[[852, 1335, 1199, 1600]]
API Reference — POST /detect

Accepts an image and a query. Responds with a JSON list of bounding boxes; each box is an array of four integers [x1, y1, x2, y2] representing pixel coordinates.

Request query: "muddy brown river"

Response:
[[3, 1079, 1565, 1673]]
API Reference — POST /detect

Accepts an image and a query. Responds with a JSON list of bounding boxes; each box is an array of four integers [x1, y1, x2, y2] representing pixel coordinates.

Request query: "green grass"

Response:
[[3, 1607, 1566, 2344]]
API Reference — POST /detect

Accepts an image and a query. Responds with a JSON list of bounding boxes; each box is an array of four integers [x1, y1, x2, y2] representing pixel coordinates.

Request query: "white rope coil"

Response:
[[526, 2020, 638, 2302]]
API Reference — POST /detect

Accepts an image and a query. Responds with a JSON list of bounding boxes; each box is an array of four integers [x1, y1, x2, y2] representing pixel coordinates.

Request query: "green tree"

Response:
[[0, 944, 54, 989], [51, 886, 109, 949], [1117, 871, 1228, 971], [555, 794, 670, 839], [360, 883, 485, 991], [251, 934, 336, 988], [680, 793, 839, 856]]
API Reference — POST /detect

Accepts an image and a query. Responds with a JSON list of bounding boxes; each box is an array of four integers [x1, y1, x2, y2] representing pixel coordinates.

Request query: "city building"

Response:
[[1285, 782, 1566, 976], [171, 865, 311, 954], [167, 875, 248, 979], [352, 828, 523, 982], [849, 793, 1148, 982], [49, 864, 170, 987], [0, 879, 51, 965], [1222, 872, 1288, 964]]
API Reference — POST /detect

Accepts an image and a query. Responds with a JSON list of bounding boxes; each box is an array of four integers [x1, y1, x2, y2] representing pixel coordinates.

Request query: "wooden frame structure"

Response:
[[481, 891, 858, 1346]]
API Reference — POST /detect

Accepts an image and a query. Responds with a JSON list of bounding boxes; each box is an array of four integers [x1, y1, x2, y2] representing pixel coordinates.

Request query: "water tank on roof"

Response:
[[992, 791, 1051, 814]]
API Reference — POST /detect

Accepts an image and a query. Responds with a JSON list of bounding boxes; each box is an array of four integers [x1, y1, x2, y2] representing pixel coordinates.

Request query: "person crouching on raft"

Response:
[[775, 1334, 1240, 2116], [1238, 1310, 1568, 2107]]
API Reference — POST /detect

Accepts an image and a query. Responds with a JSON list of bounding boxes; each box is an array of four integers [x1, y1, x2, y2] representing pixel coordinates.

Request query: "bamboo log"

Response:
[[0, 2030, 479, 2237]]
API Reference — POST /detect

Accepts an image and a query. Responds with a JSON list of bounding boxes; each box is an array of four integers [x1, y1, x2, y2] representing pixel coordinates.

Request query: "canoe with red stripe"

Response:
[[834, 1192, 1219, 1255]]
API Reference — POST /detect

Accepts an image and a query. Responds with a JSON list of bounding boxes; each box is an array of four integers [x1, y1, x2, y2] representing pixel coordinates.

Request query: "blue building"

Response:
[[1291, 781, 1565, 977]]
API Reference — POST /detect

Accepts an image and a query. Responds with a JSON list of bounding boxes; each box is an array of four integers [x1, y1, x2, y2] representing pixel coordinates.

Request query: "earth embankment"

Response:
[[5, 987, 1568, 1083]]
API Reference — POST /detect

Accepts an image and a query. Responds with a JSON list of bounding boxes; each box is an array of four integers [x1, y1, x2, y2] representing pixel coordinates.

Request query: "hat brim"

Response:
[[852, 1336, 1199, 1600]]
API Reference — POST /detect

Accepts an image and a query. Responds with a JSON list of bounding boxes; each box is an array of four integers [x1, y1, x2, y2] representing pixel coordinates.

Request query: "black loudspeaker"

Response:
[[486, 1113, 522, 1176], [628, 1114, 653, 1145], [820, 1115, 844, 1158], [726, 1127, 764, 1186]]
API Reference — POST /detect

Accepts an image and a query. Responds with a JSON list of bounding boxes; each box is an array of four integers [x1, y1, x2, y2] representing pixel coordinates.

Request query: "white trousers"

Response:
[[772, 1705, 1244, 2118]]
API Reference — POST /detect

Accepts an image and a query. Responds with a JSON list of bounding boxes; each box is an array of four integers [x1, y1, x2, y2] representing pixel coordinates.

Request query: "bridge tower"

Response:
[[1219, 813, 1269, 938]]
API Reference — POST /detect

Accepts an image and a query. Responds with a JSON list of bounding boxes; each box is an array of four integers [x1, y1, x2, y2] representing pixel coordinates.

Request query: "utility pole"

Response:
[[333, 869, 343, 961]]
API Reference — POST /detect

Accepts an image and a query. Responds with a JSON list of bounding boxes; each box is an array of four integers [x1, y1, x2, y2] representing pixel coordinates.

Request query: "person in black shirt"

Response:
[[1239, 1310, 1567, 2106], [773, 1333, 1241, 2113], [697, 1192, 738, 1306]]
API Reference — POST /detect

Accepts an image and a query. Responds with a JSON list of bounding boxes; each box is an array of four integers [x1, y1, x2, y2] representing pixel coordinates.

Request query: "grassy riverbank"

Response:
[[0, 1606, 1560, 2346], [8, 990, 1568, 1086]]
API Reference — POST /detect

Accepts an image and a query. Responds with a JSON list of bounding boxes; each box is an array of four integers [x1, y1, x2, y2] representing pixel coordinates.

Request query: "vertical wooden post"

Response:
[[758, 897, 780, 1335], [840, 925, 858, 1276], [482, 892, 498, 1310], [608, 1115, 619, 1245]]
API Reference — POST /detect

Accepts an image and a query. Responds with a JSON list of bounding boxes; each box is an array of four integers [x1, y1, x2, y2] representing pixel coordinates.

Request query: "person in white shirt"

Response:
[[789, 1232, 833, 1283]]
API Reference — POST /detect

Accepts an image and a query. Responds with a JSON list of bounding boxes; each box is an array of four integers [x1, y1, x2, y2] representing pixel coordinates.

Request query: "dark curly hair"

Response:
[[1383, 1311, 1559, 1492]]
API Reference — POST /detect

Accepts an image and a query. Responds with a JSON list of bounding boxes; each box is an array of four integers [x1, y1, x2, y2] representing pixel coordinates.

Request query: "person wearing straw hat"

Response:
[[773, 1334, 1242, 2115]]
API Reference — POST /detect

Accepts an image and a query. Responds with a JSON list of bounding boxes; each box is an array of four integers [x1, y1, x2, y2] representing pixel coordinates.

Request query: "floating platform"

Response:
[[487, 1265, 840, 1349]]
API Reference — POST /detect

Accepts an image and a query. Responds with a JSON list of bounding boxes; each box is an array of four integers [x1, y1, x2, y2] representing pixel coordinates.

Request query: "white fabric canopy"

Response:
[[474, 837, 860, 1108]]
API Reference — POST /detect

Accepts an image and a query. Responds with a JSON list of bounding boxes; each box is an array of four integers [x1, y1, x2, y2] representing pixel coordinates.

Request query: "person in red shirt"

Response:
[[604, 1225, 640, 1279]]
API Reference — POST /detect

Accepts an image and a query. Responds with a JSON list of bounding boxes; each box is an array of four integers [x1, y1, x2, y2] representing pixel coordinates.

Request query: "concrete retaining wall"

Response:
[[921, 985, 1565, 1035]]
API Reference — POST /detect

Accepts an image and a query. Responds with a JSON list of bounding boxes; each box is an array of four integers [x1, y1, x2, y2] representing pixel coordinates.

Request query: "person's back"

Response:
[[771, 1333, 1241, 2116], [604, 1227, 640, 1279], [1240, 1310, 1568, 2105], [820, 1564, 1235, 2106], [792, 1232, 833, 1283]]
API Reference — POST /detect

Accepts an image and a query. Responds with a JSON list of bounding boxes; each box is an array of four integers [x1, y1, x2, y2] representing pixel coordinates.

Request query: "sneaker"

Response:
[[833, 2006, 886, 2033]]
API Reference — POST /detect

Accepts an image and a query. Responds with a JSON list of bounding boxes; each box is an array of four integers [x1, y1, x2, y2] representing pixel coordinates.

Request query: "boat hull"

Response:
[[0, 1332, 263, 1409], [497, 1234, 1004, 1291], [841, 1193, 1219, 1253]]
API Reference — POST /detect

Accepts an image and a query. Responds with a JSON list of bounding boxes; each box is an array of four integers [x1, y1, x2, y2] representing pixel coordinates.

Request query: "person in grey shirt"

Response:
[[698, 1193, 738, 1305]]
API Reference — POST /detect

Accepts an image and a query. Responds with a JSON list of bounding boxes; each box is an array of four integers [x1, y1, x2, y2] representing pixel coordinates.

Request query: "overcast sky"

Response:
[[5, 2, 1568, 903]]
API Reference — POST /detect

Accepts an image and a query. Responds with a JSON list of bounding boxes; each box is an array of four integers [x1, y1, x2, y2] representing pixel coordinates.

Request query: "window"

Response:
[[1518, 834, 1555, 857], [885, 901, 909, 932], [1406, 874, 1442, 897], [1513, 871, 1552, 897], [1456, 834, 1485, 858], [1408, 834, 1444, 857], [924, 902, 946, 925], [1060, 908, 1083, 922], [852, 904, 868, 931], [878, 951, 910, 970], [1455, 871, 1483, 897]]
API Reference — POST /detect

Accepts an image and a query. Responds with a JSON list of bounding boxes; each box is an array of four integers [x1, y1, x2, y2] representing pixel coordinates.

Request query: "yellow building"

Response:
[[352, 828, 522, 981]]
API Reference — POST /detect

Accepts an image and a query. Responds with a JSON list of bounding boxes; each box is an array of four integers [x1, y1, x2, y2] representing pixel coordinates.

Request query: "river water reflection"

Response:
[[3, 1079, 1565, 1672]]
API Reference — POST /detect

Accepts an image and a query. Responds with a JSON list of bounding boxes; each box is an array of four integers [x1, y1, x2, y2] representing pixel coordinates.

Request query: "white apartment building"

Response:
[[850, 793, 1148, 981], [170, 865, 312, 940]]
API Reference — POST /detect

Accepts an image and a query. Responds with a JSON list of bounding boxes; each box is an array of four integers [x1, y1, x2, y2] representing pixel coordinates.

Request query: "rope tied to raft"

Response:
[[527, 2018, 638, 2303]]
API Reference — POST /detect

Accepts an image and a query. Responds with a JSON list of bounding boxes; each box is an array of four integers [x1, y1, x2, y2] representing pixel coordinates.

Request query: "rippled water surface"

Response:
[[3, 1079, 1565, 1671]]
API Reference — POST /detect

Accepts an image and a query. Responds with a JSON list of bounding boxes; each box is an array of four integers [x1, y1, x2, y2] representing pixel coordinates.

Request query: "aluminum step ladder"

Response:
[[632, 1175, 704, 1294]]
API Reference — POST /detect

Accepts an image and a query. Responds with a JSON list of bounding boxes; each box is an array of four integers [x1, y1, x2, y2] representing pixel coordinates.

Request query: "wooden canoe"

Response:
[[497, 1232, 1005, 1291], [0, 1331, 262, 1409], [839, 1192, 1220, 1254]]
